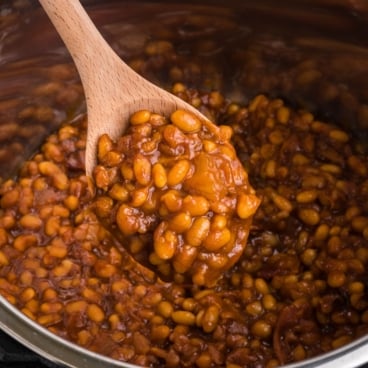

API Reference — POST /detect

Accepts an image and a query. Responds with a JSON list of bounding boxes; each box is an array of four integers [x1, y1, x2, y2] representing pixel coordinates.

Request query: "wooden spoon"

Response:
[[39, 0, 209, 176]]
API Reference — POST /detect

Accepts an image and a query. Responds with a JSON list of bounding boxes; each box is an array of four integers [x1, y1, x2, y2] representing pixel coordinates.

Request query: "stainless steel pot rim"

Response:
[[0, 293, 137, 368], [1, 294, 368, 368]]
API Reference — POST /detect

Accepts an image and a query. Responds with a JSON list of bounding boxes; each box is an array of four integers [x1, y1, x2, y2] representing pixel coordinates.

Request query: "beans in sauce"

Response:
[[1, 86, 368, 367], [93, 108, 260, 287]]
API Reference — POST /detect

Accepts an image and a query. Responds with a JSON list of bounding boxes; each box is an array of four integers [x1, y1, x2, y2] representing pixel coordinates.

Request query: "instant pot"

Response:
[[1, 1, 368, 367]]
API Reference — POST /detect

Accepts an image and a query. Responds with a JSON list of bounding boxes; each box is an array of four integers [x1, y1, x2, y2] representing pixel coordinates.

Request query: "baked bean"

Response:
[[352, 216, 368, 232], [168, 212, 192, 233], [171, 310, 196, 325], [172, 245, 198, 273], [185, 217, 211, 247], [296, 190, 318, 204], [120, 161, 134, 181], [264, 159, 277, 178], [52, 205, 69, 218], [63, 195, 79, 211], [115, 204, 140, 235], [20, 287, 36, 303], [162, 124, 187, 147], [202, 139, 217, 153], [160, 190, 183, 212], [260, 144, 275, 159], [327, 271, 346, 288], [0, 251, 9, 266], [182, 195, 210, 216], [348, 155, 367, 176], [298, 208, 320, 226], [0, 228, 8, 246], [332, 336, 353, 349], [270, 192, 293, 213], [40, 302, 63, 314], [195, 352, 212, 368], [13, 234, 38, 252], [157, 301, 174, 318], [251, 320, 272, 338], [86, 303, 105, 323], [302, 175, 326, 189], [293, 344, 307, 361], [97, 134, 113, 159], [202, 228, 231, 251], [237, 193, 261, 219], [349, 282, 365, 294], [301, 248, 317, 266], [43, 288, 58, 301], [276, 106, 290, 124], [171, 109, 202, 132], [211, 215, 227, 231], [320, 164, 341, 175], [38, 161, 69, 190], [327, 236, 342, 256], [292, 153, 310, 166], [154, 226, 177, 260], [152, 163, 167, 188], [130, 110, 151, 125], [133, 154, 152, 185], [151, 325, 171, 342], [52, 259, 74, 277], [94, 260, 117, 278], [126, 236, 144, 255], [255, 278, 270, 295], [94, 166, 113, 190], [37, 313, 62, 327], [19, 214, 42, 230], [244, 295, 262, 313], [314, 224, 330, 241], [262, 294, 277, 310], [167, 159, 191, 186], [107, 184, 128, 202], [201, 305, 220, 333], [0, 188, 19, 208], [65, 300, 88, 314], [47, 239, 68, 258], [268, 130, 284, 145], [44, 216, 60, 236], [130, 187, 149, 207]]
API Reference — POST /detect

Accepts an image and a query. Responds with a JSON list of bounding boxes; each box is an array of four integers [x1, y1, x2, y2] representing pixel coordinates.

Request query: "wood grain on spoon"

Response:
[[38, 0, 210, 176]]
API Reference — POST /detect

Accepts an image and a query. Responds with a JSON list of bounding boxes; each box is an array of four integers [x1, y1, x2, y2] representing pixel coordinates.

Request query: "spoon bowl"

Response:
[[39, 0, 209, 176], [38, 0, 261, 287]]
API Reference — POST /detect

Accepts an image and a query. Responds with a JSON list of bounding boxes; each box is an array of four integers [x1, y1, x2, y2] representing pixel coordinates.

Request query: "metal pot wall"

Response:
[[1, 1, 368, 367]]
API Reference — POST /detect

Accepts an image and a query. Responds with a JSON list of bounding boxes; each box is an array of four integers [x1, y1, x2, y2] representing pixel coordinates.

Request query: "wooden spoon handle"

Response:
[[38, 0, 126, 101], [39, 0, 209, 176]]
